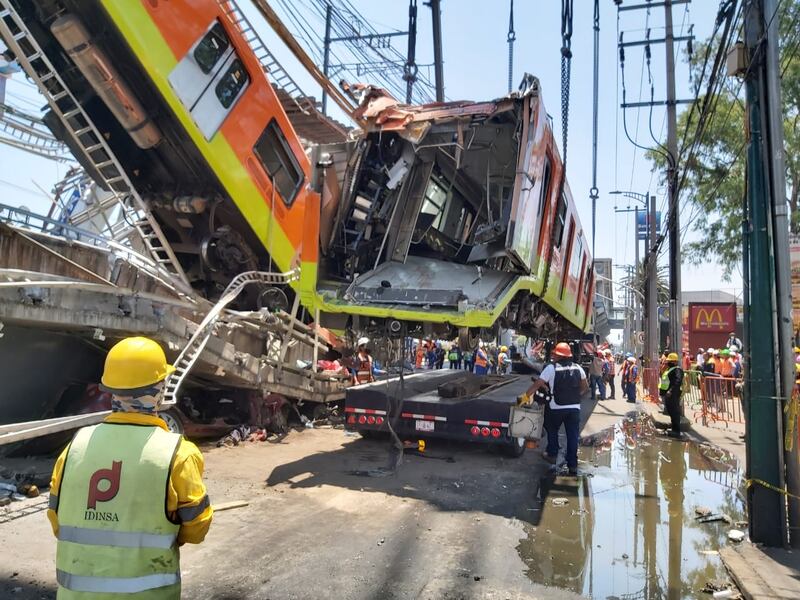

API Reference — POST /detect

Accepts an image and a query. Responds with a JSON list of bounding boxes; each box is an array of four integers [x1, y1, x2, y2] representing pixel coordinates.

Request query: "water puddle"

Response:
[[518, 416, 745, 599]]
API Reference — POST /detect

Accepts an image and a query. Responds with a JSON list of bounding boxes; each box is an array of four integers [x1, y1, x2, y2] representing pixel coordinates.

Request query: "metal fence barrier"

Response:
[[694, 376, 744, 426]]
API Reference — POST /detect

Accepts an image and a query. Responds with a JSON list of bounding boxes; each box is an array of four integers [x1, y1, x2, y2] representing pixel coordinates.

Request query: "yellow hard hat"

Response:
[[667, 352, 679, 362], [100, 337, 176, 394], [501, 346, 508, 352]]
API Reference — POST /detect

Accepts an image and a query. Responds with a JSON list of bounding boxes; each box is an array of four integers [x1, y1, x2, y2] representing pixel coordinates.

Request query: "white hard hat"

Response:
[[357, 337, 370, 347], [627, 356, 636, 363], [729, 345, 739, 352]]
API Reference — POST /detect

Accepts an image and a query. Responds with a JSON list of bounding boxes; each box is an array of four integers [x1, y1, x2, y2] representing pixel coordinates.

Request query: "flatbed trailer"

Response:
[[345, 370, 534, 457]]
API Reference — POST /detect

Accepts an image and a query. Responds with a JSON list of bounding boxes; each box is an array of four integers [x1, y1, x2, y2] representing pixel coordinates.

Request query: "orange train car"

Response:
[[2, 0, 594, 341]]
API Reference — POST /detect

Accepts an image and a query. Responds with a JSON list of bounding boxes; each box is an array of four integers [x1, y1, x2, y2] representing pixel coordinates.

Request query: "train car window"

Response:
[[569, 237, 583, 280], [215, 59, 249, 109], [559, 220, 575, 299], [420, 177, 448, 230], [194, 22, 230, 74], [552, 193, 567, 248], [583, 262, 593, 299], [537, 158, 551, 220], [253, 119, 304, 205]]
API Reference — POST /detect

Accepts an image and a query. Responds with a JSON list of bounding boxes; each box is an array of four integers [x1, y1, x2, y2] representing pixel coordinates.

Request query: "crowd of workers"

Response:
[[412, 340, 512, 375]]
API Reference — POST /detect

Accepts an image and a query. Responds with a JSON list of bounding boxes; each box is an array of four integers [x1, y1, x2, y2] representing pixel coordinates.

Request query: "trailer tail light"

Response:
[[481, 427, 490, 437], [470, 426, 480, 436], [358, 415, 367, 424], [367, 416, 376, 425], [347, 415, 356, 424], [376, 416, 384, 425], [491, 427, 501, 438]]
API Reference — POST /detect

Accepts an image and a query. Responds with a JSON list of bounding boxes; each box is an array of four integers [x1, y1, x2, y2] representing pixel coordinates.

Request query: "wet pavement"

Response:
[[518, 415, 745, 599]]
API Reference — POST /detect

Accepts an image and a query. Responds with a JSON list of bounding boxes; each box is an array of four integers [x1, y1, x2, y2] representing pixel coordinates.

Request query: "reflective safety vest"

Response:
[[659, 366, 676, 391], [356, 355, 373, 383], [474, 350, 488, 368], [552, 361, 583, 409], [54, 422, 182, 598]]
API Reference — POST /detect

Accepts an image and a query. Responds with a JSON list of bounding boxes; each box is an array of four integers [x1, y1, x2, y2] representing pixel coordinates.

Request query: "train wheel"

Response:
[[160, 409, 185, 435], [458, 327, 479, 351]]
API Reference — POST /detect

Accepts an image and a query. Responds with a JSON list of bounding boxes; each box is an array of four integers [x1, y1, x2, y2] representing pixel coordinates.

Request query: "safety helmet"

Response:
[[625, 352, 633, 358], [552, 342, 572, 359], [721, 349, 731, 357], [666, 352, 679, 362], [793, 346, 800, 354], [729, 345, 739, 352], [357, 336, 370, 347], [627, 356, 636, 363], [100, 337, 175, 394], [501, 346, 508, 352]]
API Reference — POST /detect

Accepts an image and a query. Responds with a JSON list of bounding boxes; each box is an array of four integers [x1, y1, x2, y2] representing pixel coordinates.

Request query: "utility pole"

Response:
[[616, 1, 693, 354], [742, 0, 787, 546], [403, 0, 418, 104], [427, 0, 444, 101], [664, 0, 681, 355], [613, 192, 651, 358], [321, 2, 332, 115], [647, 193, 658, 396], [763, 0, 800, 547]]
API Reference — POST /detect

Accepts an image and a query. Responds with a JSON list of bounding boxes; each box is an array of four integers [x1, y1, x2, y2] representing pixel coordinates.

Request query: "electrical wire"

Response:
[[649, 0, 745, 256]]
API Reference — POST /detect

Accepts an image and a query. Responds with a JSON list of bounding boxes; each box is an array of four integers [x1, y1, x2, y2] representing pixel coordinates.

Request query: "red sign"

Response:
[[689, 303, 736, 332]]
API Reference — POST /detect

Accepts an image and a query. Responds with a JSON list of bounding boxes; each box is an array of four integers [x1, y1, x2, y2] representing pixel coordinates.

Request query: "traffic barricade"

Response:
[[697, 376, 744, 426], [638, 367, 660, 403], [681, 370, 704, 413]]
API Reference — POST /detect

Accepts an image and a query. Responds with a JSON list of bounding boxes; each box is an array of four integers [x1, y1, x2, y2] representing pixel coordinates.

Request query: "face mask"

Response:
[[111, 382, 165, 414]]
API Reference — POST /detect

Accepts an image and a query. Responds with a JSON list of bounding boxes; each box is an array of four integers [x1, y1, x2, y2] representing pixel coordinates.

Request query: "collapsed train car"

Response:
[[0, 0, 594, 344]]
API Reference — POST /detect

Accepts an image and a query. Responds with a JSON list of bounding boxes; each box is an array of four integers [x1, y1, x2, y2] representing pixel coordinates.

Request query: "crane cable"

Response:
[[541, 0, 575, 299], [560, 0, 574, 166], [590, 0, 600, 257], [507, 0, 516, 93]]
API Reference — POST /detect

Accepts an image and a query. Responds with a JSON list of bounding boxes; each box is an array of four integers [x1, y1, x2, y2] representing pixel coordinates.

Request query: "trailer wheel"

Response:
[[503, 436, 526, 457], [160, 409, 185, 435]]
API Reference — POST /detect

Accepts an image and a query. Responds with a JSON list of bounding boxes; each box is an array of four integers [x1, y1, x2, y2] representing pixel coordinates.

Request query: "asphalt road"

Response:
[[0, 420, 599, 600]]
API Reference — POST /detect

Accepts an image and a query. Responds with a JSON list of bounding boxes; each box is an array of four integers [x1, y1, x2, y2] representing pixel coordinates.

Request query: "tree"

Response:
[[649, 1, 800, 279], [620, 259, 670, 305]]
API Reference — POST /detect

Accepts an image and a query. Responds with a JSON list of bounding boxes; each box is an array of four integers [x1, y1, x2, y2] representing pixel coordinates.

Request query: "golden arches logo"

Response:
[[694, 308, 726, 330]]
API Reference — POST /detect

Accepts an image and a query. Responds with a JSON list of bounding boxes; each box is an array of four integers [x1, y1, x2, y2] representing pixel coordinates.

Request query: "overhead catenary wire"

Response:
[[649, 0, 744, 258], [590, 0, 600, 256]]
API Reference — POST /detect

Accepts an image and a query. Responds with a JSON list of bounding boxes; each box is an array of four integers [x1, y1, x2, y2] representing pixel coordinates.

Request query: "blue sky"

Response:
[[0, 0, 742, 303]]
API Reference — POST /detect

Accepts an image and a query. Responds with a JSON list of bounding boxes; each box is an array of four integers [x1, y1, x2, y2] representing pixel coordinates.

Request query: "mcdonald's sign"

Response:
[[689, 303, 736, 333]]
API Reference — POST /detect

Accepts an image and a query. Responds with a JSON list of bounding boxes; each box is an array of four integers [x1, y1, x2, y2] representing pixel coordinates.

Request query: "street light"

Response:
[[610, 190, 659, 380]]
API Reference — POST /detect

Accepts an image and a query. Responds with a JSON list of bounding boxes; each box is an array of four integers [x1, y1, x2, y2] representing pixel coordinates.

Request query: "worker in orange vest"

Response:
[[474, 341, 490, 375], [354, 337, 374, 384]]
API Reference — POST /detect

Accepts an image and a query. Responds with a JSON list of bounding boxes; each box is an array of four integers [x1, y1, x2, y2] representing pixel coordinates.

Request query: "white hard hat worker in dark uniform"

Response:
[[47, 336, 212, 598], [524, 342, 589, 475]]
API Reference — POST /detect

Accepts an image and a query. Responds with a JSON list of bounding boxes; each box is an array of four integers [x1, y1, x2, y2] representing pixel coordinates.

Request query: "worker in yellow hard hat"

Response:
[[658, 351, 684, 438], [497, 345, 510, 375], [47, 336, 212, 598]]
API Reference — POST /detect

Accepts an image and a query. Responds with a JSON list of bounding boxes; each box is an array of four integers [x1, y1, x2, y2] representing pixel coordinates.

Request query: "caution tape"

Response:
[[784, 391, 800, 453], [745, 478, 800, 501]]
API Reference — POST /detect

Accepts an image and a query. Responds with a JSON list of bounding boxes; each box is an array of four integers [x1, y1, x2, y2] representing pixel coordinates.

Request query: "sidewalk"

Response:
[[636, 385, 799, 599]]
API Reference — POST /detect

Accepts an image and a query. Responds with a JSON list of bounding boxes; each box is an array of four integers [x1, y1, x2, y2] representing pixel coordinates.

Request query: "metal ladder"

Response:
[[0, 1, 193, 296], [162, 269, 300, 405], [218, 0, 319, 116], [0, 103, 72, 162]]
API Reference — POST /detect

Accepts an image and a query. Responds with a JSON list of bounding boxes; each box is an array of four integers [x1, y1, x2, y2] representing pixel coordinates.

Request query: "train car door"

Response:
[[168, 20, 249, 140]]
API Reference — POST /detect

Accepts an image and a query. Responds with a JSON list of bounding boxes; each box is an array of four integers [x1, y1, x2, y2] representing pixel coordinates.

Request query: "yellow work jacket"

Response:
[[48, 413, 212, 597]]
